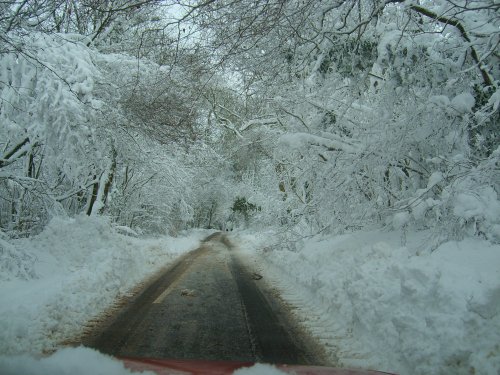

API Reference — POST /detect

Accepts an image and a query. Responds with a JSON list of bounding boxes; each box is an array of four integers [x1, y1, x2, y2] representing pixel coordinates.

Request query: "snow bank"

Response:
[[0, 216, 206, 355], [234, 230, 500, 375], [0, 347, 154, 375], [233, 363, 287, 375], [0, 347, 287, 375]]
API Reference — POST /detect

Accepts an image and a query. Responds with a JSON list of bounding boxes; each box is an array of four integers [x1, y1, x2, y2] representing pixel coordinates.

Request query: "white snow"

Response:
[[428, 95, 451, 109], [488, 90, 500, 112], [429, 93, 475, 115], [0, 215, 207, 355], [391, 211, 410, 229], [453, 186, 500, 223], [427, 171, 443, 188], [277, 132, 359, 155], [2, 214, 499, 375], [1, 2, 498, 374], [233, 363, 287, 375], [0, 348, 288, 375], [233, 229, 500, 375], [451, 93, 475, 114], [0, 347, 154, 375]]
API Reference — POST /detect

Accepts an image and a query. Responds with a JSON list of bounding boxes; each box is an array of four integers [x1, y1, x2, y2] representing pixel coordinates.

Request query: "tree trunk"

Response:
[[87, 146, 117, 216], [86, 176, 99, 216]]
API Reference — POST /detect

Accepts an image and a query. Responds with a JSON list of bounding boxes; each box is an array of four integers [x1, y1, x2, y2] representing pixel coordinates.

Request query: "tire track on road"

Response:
[[82, 233, 327, 365]]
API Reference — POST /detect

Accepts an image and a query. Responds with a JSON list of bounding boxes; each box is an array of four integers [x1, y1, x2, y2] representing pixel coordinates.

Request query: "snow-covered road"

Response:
[[2, 217, 499, 375], [82, 233, 326, 365]]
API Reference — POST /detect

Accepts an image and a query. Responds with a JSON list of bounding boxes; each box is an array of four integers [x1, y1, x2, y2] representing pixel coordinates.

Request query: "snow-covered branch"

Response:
[[239, 117, 279, 132], [0, 137, 32, 169], [278, 132, 360, 155], [405, 2, 495, 87]]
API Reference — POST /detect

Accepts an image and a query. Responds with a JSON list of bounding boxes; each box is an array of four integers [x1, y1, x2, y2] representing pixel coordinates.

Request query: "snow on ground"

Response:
[[0, 215, 209, 356], [233, 363, 287, 375], [0, 347, 287, 375], [233, 230, 500, 375], [0, 347, 155, 375]]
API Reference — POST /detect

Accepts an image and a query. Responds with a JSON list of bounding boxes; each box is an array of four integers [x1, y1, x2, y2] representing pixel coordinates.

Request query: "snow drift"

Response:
[[235, 230, 500, 375], [0, 215, 205, 355]]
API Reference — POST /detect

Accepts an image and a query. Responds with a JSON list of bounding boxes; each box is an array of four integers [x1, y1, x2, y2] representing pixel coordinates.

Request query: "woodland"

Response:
[[1, 0, 499, 244]]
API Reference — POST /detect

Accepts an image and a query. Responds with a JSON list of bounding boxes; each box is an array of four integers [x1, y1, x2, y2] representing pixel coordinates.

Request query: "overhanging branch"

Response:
[[389, 1, 494, 86]]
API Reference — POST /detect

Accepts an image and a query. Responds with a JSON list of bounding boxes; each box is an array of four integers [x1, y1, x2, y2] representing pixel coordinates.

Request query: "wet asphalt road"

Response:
[[82, 233, 324, 364]]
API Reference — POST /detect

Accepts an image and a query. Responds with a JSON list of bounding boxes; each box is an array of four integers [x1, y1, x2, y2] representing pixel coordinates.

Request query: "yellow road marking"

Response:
[[152, 261, 192, 304], [153, 283, 179, 304]]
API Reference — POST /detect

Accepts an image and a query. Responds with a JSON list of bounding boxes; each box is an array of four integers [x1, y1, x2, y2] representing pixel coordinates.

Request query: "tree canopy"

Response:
[[1, 0, 498, 243]]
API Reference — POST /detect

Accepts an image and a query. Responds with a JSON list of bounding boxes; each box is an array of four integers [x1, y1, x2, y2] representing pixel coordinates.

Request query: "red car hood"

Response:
[[121, 357, 396, 375]]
